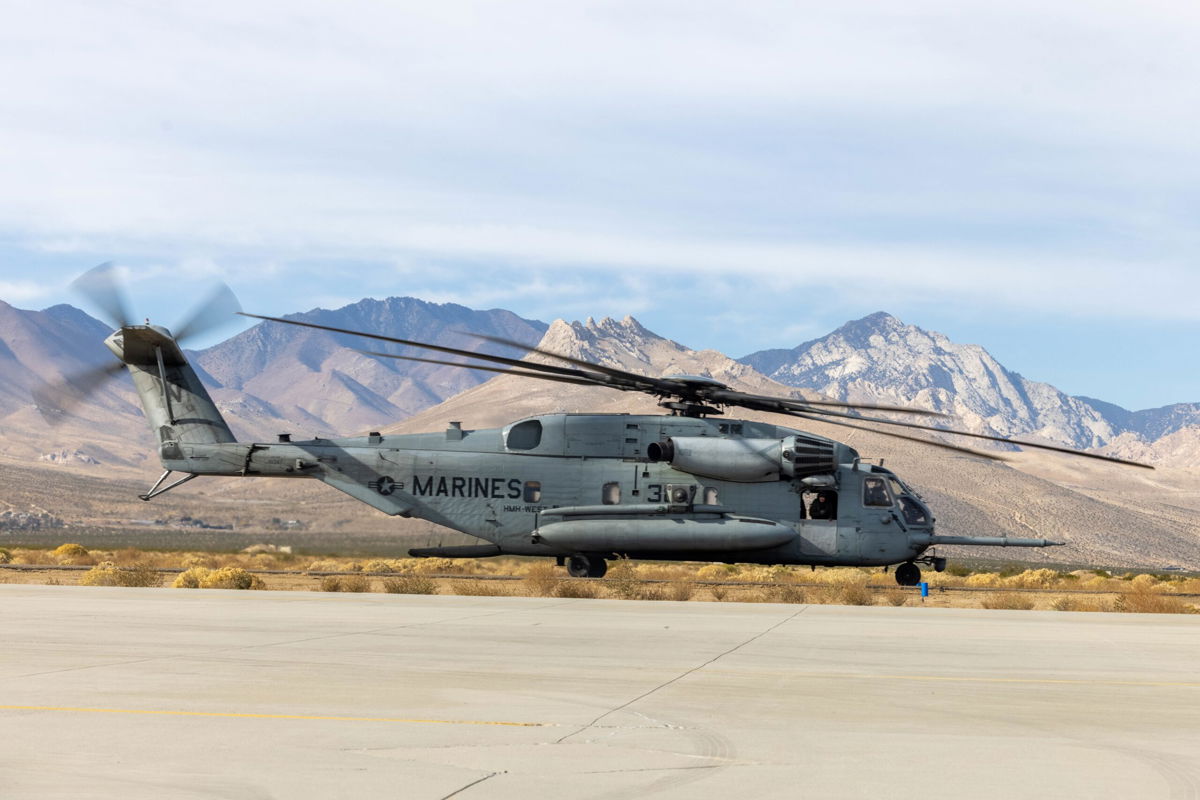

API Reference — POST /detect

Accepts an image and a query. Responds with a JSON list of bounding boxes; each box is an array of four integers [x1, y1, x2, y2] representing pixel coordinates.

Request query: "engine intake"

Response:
[[647, 435, 835, 482]]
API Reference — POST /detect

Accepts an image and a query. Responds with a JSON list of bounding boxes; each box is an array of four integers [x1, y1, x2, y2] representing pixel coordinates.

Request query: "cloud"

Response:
[[1, 0, 1198, 331]]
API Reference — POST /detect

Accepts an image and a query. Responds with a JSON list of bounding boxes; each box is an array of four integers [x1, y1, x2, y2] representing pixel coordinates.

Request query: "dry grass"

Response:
[[667, 581, 695, 602], [523, 562, 560, 597], [381, 575, 437, 594], [554, 580, 600, 599], [1114, 589, 1196, 614], [980, 593, 1036, 610], [174, 566, 264, 589], [79, 561, 160, 588], [319, 574, 371, 592], [5, 545, 1200, 613], [449, 579, 507, 597]]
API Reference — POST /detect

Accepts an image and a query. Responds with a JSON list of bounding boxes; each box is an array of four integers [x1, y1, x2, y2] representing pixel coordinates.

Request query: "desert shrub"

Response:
[[945, 563, 972, 577], [839, 584, 873, 606], [332, 574, 370, 592], [554, 580, 599, 599], [410, 557, 461, 574], [305, 559, 342, 573], [364, 559, 400, 573], [1050, 596, 1074, 612], [173, 566, 211, 588], [709, 585, 728, 601], [1129, 574, 1163, 592], [80, 561, 161, 588], [696, 563, 738, 580], [381, 575, 437, 594], [1004, 569, 1059, 590], [13, 549, 52, 565], [1091, 569, 1112, 578], [637, 585, 666, 601], [200, 567, 263, 590], [523, 562, 560, 596], [1114, 590, 1194, 614], [771, 583, 806, 604], [319, 575, 343, 592], [880, 589, 908, 607], [667, 581, 695, 602], [966, 573, 1002, 588], [450, 580, 504, 596], [53, 543, 89, 560], [980, 593, 1035, 610], [181, 554, 217, 569], [604, 561, 642, 600], [0, 547, 11, 564]]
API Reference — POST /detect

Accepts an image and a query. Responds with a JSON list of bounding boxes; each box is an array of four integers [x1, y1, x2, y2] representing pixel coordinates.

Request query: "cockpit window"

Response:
[[863, 477, 892, 507], [897, 496, 929, 525]]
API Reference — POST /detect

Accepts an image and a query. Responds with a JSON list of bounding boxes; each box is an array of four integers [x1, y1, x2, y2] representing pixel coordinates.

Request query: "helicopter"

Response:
[[40, 264, 1152, 586]]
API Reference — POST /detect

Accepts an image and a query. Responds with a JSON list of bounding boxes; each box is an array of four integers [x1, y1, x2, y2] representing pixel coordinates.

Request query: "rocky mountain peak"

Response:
[[537, 315, 679, 370]]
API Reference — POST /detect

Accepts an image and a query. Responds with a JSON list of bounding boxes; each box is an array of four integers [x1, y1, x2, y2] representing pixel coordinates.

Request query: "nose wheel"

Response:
[[566, 554, 607, 578], [894, 562, 921, 586]]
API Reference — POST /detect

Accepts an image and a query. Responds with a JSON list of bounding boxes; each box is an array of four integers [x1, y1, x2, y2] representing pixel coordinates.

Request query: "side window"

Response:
[[809, 490, 837, 520], [524, 481, 542, 503], [602, 482, 620, 505], [863, 477, 892, 507]]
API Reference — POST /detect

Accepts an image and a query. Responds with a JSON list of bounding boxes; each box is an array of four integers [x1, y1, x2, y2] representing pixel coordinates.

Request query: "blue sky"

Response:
[[2, 2, 1197, 410]]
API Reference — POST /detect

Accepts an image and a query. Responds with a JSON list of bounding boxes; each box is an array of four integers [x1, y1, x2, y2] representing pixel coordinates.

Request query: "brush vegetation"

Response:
[[4, 544, 1198, 613]]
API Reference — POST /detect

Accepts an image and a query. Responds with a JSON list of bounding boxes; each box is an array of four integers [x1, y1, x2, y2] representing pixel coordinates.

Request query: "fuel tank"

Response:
[[532, 516, 796, 553]]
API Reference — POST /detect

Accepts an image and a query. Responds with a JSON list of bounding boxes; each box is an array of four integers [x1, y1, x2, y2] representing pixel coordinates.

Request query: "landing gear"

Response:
[[566, 555, 607, 578], [895, 562, 921, 587]]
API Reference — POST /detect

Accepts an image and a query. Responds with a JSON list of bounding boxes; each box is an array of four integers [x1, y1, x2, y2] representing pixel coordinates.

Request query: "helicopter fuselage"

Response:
[[161, 412, 945, 569]]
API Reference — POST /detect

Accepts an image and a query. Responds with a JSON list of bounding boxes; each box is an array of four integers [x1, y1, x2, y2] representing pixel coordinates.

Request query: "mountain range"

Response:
[[2, 296, 1198, 568], [741, 311, 1200, 458]]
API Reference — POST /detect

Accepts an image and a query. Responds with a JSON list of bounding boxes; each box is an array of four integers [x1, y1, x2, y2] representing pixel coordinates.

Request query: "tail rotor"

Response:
[[33, 262, 242, 424]]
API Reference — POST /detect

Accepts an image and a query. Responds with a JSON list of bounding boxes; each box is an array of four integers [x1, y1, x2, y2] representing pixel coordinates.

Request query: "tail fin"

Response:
[[106, 324, 236, 463]]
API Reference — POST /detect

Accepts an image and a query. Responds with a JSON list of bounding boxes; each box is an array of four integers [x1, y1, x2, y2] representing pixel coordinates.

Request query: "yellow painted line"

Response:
[[0, 705, 552, 727]]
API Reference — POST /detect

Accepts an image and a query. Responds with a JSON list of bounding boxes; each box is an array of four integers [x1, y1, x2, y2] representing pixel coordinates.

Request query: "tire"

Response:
[[895, 562, 921, 586], [566, 555, 592, 578]]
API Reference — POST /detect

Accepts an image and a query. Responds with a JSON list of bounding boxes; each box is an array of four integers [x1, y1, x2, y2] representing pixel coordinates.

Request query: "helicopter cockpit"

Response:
[[863, 466, 932, 528]]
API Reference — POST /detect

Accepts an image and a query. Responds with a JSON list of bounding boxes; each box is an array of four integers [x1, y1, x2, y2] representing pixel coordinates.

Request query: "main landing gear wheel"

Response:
[[566, 555, 607, 578], [895, 562, 921, 586]]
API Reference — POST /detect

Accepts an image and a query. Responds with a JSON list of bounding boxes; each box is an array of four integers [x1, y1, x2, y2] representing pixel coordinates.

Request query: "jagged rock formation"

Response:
[[742, 312, 1200, 461]]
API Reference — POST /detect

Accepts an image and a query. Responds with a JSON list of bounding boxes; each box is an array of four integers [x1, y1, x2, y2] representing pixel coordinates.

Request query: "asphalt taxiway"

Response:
[[1, 584, 1198, 799]]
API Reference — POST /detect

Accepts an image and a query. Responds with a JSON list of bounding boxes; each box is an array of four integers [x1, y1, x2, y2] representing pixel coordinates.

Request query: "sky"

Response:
[[1, 1, 1198, 410]]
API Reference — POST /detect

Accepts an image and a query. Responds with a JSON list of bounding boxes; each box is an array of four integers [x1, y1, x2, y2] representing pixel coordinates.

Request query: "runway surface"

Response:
[[1, 585, 1198, 799]]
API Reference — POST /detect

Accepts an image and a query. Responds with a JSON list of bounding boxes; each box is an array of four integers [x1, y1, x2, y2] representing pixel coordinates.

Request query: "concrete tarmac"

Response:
[[1, 585, 1198, 799]]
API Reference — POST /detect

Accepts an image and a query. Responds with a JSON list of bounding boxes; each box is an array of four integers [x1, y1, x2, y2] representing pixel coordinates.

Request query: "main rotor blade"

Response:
[[358, 350, 607, 388], [709, 387, 947, 418], [72, 262, 133, 329], [31, 361, 125, 425], [784, 410, 1008, 462], [460, 331, 678, 394], [801, 405, 1154, 469], [239, 313, 598, 381], [173, 282, 242, 344]]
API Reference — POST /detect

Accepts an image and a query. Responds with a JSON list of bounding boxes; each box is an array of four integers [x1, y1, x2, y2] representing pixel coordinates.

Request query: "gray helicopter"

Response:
[[41, 264, 1151, 586]]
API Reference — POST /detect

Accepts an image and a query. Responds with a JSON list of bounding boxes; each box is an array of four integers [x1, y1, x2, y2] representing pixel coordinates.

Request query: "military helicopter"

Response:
[[41, 264, 1152, 586]]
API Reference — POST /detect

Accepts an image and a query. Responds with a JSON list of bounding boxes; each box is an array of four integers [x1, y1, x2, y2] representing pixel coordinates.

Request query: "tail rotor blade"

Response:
[[71, 262, 134, 330], [173, 282, 242, 344], [31, 361, 126, 425]]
